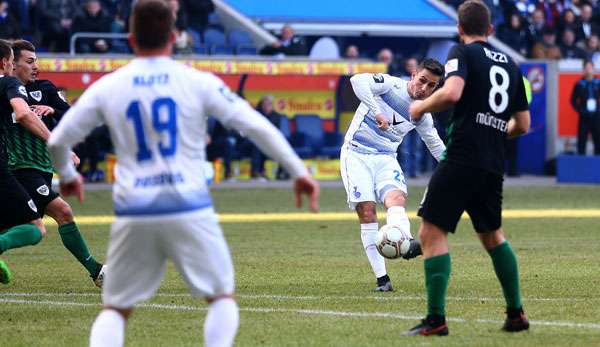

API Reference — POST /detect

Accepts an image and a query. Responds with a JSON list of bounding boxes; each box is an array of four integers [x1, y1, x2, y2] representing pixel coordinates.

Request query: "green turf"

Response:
[[1, 186, 600, 346]]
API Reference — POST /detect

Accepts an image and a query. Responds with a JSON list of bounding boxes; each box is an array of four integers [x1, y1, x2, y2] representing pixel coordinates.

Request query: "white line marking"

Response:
[[1, 297, 600, 330], [1, 292, 597, 302]]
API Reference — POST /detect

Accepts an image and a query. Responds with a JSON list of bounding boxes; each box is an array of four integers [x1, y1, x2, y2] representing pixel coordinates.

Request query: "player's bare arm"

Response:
[[11, 97, 51, 141], [409, 76, 465, 121], [507, 110, 531, 138], [31, 104, 55, 116]]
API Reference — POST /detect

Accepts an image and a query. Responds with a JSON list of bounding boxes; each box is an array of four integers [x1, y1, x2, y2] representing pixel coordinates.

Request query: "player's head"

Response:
[[0, 39, 14, 76], [12, 40, 38, 84], [407, 58, 444, 100], [457, 0, 493, 40], [128, 0, 176, 55]]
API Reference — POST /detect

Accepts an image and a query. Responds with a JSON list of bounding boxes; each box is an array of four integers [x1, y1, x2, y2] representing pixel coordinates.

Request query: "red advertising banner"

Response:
[[558, 72, 600, 137]]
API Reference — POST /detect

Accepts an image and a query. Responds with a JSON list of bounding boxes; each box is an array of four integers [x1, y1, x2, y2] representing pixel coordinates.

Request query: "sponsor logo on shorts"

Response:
[[353, 186, 361, 198], [36, 184, 49, 196], [27, 199, 38, 212]]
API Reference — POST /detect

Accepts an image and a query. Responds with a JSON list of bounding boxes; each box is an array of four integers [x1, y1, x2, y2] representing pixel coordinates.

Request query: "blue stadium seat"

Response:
[[194, 44, 209, 55], [211, 45, 235, 55], [321, 132, 343, 158], [295, 114, 324, 157], [203, 28, 226, 47], [237, 45, 258, 55], [228, 30, 253, 46]]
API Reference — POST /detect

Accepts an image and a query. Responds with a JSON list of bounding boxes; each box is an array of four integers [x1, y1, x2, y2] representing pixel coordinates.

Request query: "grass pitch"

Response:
[[1, 185, 600, 346]]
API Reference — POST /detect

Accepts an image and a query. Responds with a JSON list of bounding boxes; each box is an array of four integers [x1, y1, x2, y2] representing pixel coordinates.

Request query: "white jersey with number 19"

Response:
[[48, 57, 307, 216]]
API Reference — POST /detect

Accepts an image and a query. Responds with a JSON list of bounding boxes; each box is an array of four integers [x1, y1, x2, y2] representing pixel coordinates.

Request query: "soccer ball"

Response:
[[376, 224, 411, 259]]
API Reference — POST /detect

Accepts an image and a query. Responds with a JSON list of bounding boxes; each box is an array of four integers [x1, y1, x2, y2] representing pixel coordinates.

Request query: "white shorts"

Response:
[[340, 147, 407, 210], [102, 208, 234, 308]]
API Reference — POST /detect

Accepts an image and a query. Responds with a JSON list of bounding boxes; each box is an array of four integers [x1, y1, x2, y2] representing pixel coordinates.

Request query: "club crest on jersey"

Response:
[[372, 74, 384, 83], [29, 90, 42, 102], [353, 186, 361, 198], [27, 199, 38, 212], [36, 184, 49, 196]]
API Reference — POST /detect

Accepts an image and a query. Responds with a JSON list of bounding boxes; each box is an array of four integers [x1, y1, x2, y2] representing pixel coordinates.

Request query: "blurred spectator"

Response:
[[584, 34, 600, 67], [71, 0, 112, 53], [497, 12, 529, 56], [206, 120, 236, 181], [260, 24, 307, 56], [570, 60, 600, 155], [401, 56, 418, 78], [0, 1, 21, 40], [181, 0, 214, 34], [515, 0, 536, 18], [8, 0, 30, 35], [557, 9, 578, 38], [74, 125, 112, 182], [168, 0, 198, 54], [560, 28, 587, 59], [37, 0, 78, 52], [250, 96, 287, 180], [575, 3, 599, 43], [537, 0, 565, 28], [344, 44, 359, 59], [526, 8, 546, 44], [377, 48, 400, 76]]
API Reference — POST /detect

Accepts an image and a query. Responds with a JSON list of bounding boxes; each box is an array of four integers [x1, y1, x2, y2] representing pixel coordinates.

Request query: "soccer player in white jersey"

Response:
[[47, 1, 320, 346], [341, 59, 445, 291]]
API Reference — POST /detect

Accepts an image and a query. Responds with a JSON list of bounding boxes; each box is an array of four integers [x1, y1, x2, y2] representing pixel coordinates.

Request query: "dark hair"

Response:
[[583, 59, 594, 69], [0, 39, 12, 60], [418, 58, 444, 77], [458, 0, 491, 36], [12, 40, 36, 62], [130, 0, 174, 50]]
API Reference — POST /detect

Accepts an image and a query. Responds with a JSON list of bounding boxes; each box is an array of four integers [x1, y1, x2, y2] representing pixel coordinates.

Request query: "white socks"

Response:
[[360, 223, 387, 278], [386, 206, 413, 239], [90, 309, 125, 347], [204, 298, 239, 347]]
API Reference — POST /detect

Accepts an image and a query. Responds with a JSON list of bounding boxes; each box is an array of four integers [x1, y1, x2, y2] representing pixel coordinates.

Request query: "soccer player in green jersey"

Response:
[[8, 40, 106, 287], [0, 39, 49, 284]]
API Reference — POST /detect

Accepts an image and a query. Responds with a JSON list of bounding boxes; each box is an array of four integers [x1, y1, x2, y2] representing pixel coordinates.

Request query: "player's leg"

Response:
[[377, 158, 421, 259], [340, 149, 390, 290], [90, 218, 167, 347], [45, 197, 104, 285], [0, 172, 45, 259], [468, 172, 528, 332], [403, 162, 472, 336], [165, 209, 239, 347]]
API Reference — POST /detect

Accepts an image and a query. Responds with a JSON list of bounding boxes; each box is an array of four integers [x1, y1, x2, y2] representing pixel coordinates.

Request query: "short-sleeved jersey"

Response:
[[442, 41, 529, 174], [0, 76, 29, 171], [49, 57, 307, 217], [4, 79, 67, 173], [345, 73, 445, 159]]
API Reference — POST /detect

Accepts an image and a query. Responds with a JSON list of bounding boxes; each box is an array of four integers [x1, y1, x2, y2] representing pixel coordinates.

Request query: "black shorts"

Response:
[[13, 168, 59, 217], [0, 168, 40, 230], [418, 161, 503, 233]]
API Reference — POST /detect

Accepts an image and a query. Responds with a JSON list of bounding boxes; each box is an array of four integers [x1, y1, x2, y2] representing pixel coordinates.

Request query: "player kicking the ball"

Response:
[[341, 59, 446, 292], [48, 1, 319, 346]]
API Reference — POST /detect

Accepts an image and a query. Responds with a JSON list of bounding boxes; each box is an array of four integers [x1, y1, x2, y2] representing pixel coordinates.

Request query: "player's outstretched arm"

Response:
[[409, 76, 464, 121], [414, 114, 446, 161], [11, 98, 51, 141]]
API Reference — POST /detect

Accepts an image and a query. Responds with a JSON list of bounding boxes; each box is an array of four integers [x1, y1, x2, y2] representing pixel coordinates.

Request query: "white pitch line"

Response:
[[2, 298, 600, 331], [1, 292, 598, 303]]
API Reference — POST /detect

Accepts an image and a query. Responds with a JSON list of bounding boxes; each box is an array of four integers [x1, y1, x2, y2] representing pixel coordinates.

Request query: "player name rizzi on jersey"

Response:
[[475, 112, 508, 132]]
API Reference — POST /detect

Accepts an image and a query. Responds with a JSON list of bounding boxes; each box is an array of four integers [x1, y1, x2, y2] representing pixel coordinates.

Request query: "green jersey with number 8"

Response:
[[441, 41, 529, 175]]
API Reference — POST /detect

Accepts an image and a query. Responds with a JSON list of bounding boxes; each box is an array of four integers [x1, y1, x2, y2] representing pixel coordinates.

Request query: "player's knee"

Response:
[[356, 202, 377, 223], [50, 199, 74, 225], [383, 190, 406, 208], [105, 306, 133, 320], [479, 228, 505, 250]]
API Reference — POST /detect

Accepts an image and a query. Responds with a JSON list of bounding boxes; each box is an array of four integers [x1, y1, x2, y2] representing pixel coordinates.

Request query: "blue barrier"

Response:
[[556, 155, 600, 184]]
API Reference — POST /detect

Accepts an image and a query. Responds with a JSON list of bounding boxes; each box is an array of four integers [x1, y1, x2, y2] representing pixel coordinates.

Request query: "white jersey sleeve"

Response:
[[414, 113, 446, 161], [202, 74, 308, 178], [350, 73, 396, 116], [48, 82, 104, 182]]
